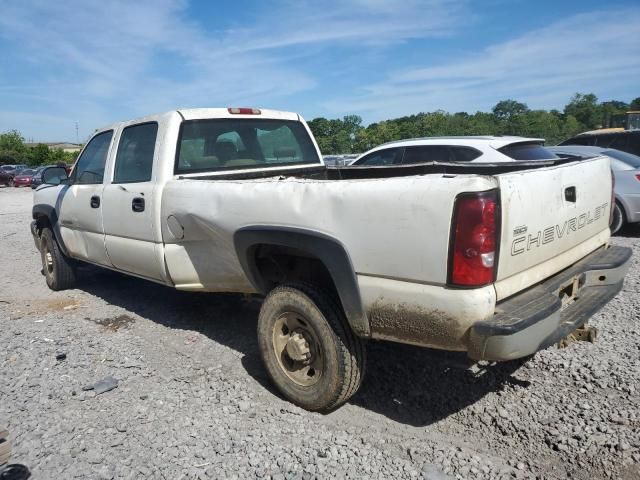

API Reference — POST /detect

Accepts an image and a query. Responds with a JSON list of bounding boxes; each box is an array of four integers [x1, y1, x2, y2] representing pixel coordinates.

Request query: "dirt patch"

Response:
[[44, 298, 81, 311], [6, 298, 82, 318], [368, 299, 464, 350], [90, 314, 136, 332]]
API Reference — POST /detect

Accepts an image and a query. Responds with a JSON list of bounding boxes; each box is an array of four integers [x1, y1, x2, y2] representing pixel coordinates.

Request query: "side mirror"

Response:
[[42, 166, 69, 186]]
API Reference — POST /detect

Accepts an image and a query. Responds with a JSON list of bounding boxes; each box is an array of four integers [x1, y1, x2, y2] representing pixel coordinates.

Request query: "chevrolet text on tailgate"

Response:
[[31, 108, 632, 411]]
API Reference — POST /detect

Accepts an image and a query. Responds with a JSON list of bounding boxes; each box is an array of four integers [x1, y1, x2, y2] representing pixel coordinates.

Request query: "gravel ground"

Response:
[[1, 187, 639, 480]]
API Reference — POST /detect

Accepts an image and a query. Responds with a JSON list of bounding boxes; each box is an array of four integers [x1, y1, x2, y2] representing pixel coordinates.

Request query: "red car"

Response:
[[13, 168, 37, 187]]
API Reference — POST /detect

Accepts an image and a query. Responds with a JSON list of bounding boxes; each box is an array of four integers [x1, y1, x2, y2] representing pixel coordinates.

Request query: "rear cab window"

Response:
[[175, 119, 320, 174], [498, 142, 558, 161]]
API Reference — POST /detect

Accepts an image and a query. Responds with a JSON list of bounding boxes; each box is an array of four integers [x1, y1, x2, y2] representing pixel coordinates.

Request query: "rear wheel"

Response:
[[8, 179, 14, 187], [40, 228, 76, 291], [257, 284, 366, 411], [611, 202, 625, 235]]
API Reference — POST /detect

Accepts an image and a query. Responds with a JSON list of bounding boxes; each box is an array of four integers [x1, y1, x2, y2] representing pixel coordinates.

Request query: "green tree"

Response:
[[492, 100, 529, 121], [28, 143, 51, 166], [564, 93, 600, 129], [600, 100, 629, 128], [630, 97, 640, 110], [0, 130, 28, 164]]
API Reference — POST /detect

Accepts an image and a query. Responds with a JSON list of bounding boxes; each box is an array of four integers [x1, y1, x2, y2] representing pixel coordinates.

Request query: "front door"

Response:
[[101, 122, 165, 282], [58, 130, 114, 266]]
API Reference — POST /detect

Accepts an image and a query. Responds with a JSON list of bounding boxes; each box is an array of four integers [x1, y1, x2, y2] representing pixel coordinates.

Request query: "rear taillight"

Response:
[[635, 174, 640, 182], [609, 170, 615, 226], [227, 107, 261, 115], [449, 190, 499, 287]]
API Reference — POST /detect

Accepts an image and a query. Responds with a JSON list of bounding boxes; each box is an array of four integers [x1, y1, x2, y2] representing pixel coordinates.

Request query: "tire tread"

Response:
[[259, 283, 366, 411], [41, 228, 76, 291]]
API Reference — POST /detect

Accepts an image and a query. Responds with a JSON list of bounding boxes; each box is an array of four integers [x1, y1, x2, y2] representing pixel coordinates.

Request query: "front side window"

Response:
[[176, 119, 319, 173], [354, 148, 402, 166], [114, 122, 158, 183], [71, 130, 113, 185]]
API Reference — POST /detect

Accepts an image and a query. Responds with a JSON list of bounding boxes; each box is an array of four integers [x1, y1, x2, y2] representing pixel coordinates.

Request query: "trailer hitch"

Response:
[[558, 325, 598, 348]]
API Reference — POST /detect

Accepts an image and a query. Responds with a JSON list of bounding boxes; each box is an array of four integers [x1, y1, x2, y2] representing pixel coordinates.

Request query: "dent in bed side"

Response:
[[233, 226, 370, 337]]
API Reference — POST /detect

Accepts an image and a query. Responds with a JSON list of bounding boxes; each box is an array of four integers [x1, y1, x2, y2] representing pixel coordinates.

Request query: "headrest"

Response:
[[274, 147, 297, 159], [215, 141, 238, 159]]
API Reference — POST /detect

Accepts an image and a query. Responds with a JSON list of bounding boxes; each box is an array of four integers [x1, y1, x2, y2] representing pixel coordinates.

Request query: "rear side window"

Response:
[[114, 122, 158, 183], [403, 146, 452, 164], [176, 119, 319, 173], [71, 130, 113, 185], [498, 143, 558, 161], [607, 134, 630, 152], [353, 147, 402, 166], [451, 147, 482, 162], [593, 134, 616, 148], [559, 136, 594, 146]]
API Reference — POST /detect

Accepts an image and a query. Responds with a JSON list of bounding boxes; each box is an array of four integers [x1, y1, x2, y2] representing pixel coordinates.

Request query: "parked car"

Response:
[[549, 146, 640, 233], [323, 155, 358, 166], [12, 164, 28, 175], [13, 169, 37, 187], [349, 136, 558, 165], [0, 166, 14, 186], [0, 164, 27, 186], [31, 108, 630, 411], [559, 129, 640, 157], [30, 166, 51, 189]]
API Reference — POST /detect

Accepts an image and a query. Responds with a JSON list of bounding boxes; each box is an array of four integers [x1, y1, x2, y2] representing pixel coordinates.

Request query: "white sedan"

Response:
[[349, 136, 558, 165]]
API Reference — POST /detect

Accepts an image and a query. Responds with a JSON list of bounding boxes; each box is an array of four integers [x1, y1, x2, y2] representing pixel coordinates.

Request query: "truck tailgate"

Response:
[[495, 156, 612, 299]]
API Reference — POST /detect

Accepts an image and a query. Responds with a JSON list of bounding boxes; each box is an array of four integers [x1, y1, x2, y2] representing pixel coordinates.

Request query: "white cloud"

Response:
[[0, 0, 468, 140], [4, 1, 636, 140], [323, 8, 640, 120]]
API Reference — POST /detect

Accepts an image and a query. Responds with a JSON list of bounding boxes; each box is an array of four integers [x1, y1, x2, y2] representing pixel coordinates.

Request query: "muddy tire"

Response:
[[40, 228, 76, 291], [8, 179, 14, 187], [611, 202, 625, 235], [257, 284, 366, 412]]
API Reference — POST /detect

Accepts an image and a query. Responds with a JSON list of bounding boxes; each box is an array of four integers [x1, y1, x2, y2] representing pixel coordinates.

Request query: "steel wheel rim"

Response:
[[272, 311, 323, 387], [43, 242, 54, 275]]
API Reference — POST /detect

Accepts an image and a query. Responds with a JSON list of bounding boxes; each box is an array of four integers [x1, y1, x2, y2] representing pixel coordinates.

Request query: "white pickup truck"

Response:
[[32, 108, 632, 411]]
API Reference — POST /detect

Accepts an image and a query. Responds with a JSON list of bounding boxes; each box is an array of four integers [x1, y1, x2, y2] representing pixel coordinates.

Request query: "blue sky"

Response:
[[1, 0, 639, 142]]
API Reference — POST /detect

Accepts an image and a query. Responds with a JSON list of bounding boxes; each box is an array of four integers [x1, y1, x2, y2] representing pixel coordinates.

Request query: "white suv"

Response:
[[350, 136, 558, 165]]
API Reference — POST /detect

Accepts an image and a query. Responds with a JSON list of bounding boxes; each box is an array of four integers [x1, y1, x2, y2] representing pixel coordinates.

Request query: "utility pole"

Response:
[[75, 122, 79, 144]]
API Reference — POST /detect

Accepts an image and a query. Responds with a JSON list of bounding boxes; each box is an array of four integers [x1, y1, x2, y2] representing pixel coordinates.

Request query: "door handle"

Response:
[[565, 186, 576, 203], [132, 197, 145, 212], [90, 196, 100, 208]]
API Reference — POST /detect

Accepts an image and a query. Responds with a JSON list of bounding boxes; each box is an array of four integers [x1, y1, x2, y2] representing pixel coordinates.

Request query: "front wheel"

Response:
[[40, 228, 76, 291], [611, 203, 625, 235], [8, 179, 14, 187], [257, 284, 366, 411]]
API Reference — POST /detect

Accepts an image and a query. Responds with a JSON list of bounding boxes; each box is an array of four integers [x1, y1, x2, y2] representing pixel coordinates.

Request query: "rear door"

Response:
[[101, 122, 165, 281], [495, 157, 612, 295]]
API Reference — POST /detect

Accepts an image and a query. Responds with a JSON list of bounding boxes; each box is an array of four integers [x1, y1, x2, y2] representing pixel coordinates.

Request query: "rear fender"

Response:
[[234, 226, 369, 337]]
